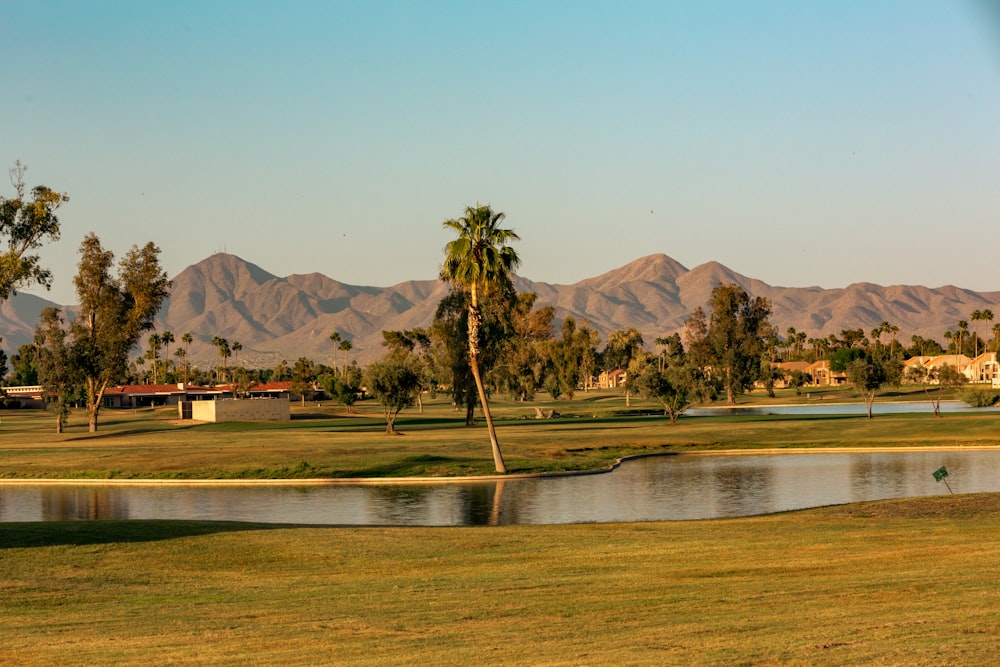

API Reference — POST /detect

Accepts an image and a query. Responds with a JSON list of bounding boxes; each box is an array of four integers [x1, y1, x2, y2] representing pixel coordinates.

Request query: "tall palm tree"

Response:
[[329, 332, 341, 374], [971, 310, 993, 358], [971, 310, 983, 357], [160, 330, 174, 380], [147, 333, 161, 383], [441, 204, 520, 474], [338, 339, 352, 375], [180, 332, 193, 385], [957, 320, 969, 356]]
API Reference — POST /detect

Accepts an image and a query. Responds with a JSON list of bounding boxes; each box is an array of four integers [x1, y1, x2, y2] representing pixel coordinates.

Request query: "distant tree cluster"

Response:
[[4, 179, 991, 445]]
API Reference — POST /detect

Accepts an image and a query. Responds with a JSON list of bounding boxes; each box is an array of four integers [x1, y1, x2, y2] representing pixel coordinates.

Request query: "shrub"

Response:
[[961, 387, 999, 408]]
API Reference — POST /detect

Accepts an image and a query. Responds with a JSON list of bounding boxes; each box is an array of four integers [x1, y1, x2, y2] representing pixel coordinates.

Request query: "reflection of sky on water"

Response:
[[2, 450, 999, 526]]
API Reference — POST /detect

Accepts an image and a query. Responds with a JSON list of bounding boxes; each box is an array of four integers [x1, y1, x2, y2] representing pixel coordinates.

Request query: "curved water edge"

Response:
[[4, 445, 999, 486], [4, 448, 1000, 525]]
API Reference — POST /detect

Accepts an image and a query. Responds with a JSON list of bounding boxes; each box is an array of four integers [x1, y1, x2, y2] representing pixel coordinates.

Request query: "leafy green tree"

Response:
[[272, 359, 291, 382], [364, 352, 422, 434], [35, 307, 74, 432], [758, 358, 783, 398], [602, 327, 646, 406], [638, 333, 710, 423], [847, 355, 903, 419], [906, 363, 967, 417], [8, 343, 39, 386], [686, 283, 773, 405], [231, 367, 252, 398], [787, 369, 813, 395], [0, 161, 69, 299], [381, 328, 434, 411], [70, 234, 171, 432], [546, 317, 598, 399], [440, 204, 521, 474], [0, 338, 8, 382], [907, 334, 944, 358], [495, 293, 553, 401], [290, 356, 317, 407], [318, 364, 362, 413]]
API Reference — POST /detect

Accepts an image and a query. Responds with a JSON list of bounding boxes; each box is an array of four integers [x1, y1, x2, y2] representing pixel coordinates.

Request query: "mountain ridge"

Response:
[[3, 252, 998, 369]]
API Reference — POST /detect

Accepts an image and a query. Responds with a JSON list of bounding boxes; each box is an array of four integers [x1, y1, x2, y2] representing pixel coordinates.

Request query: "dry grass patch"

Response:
[[2, 494, 1000, 664]]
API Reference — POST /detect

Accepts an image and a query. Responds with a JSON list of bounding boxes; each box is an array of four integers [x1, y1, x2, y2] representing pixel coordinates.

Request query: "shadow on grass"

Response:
[[62, 423, 202, 441], [336, 454, 485, 478], [0, 520, 285, 549]]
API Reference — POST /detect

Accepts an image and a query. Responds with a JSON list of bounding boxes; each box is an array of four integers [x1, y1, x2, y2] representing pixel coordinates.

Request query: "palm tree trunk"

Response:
[[470, 355, 506, 473], [468, 294, 507, 474]]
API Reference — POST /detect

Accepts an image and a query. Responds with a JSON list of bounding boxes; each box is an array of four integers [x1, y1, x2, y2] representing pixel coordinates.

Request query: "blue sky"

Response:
[[4, 1, 999, 305]]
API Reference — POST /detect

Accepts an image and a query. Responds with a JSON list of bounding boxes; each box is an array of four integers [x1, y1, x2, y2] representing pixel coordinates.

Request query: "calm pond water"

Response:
[[685, 400, 1000, 416], [3, 450, 999, 525]]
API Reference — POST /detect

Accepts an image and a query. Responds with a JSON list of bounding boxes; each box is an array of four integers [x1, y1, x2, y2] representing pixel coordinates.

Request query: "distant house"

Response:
[[922, 354, 972, 379], [772, 361, 811, 388], [103, 383, 229, 408], [246, 381, 292, 399], [2, 385, 46, 409], [598, 369, 626, 389], [763, 360, 846, 388], [804, 360, 846, 387], [964, 352, 998, 385]]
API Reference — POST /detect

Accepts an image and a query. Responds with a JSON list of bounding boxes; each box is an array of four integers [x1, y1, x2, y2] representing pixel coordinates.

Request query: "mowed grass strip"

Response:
[[2, 494, 998, 665], [2, 390, 999, 479]]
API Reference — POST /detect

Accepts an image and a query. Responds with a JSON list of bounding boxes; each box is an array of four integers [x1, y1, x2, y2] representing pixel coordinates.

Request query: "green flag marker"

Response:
[[933, 466, 953, 493]]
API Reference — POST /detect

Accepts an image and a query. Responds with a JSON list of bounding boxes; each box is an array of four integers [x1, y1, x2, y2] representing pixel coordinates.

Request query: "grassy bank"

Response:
[[2, 493, 998, 665], [0, 388, 997, 479]]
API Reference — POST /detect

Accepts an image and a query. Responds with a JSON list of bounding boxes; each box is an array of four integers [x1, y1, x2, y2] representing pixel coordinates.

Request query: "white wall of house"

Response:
[[182, 397, 290, 422]]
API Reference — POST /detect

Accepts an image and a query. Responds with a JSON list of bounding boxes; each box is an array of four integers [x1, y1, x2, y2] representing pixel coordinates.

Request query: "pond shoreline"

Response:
[[3, 445, 999, 486]]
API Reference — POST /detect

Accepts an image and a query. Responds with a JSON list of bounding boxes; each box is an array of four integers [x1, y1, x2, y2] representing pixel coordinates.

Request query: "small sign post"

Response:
[[932, 466, 953, 494]]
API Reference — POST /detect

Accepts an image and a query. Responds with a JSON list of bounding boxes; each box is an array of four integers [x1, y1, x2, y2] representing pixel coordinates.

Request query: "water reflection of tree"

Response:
[[712, 462, 776, 516], [366, 486, 436, 525], [42, 487, 126, 521]]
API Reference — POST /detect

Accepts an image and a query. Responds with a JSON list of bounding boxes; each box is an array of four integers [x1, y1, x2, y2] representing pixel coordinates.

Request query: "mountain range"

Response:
[[2, 252, 998, 370]]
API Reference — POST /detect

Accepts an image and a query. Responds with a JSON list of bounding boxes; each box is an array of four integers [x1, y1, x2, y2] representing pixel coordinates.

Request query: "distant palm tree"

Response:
[[211, 336, 230, 383], [232, 341, 242, 367], [971, 310, 993, 358], [338, 339, 352, 375], [957, 320, 969, 356], [943, 330, 955, 354], [180, 332, 193, 384], [160, 331, 174, 379], [441, 204, 521, 474], [329, 332, 341, 374], [147, 333, 161, 383]]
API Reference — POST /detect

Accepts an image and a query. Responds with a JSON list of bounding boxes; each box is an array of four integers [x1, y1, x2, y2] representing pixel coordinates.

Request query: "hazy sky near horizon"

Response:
[[5, 0, 1000, 305]]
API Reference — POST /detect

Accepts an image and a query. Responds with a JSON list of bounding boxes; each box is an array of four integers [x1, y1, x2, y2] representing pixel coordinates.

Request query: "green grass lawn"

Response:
[[0, 387, 996, 479], [2, 493, 998, 665], [3, 389, 998, 664]]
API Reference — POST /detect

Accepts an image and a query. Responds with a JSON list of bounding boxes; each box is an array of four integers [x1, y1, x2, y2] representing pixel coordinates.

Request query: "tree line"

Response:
[[0, 166, 988, 464]]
